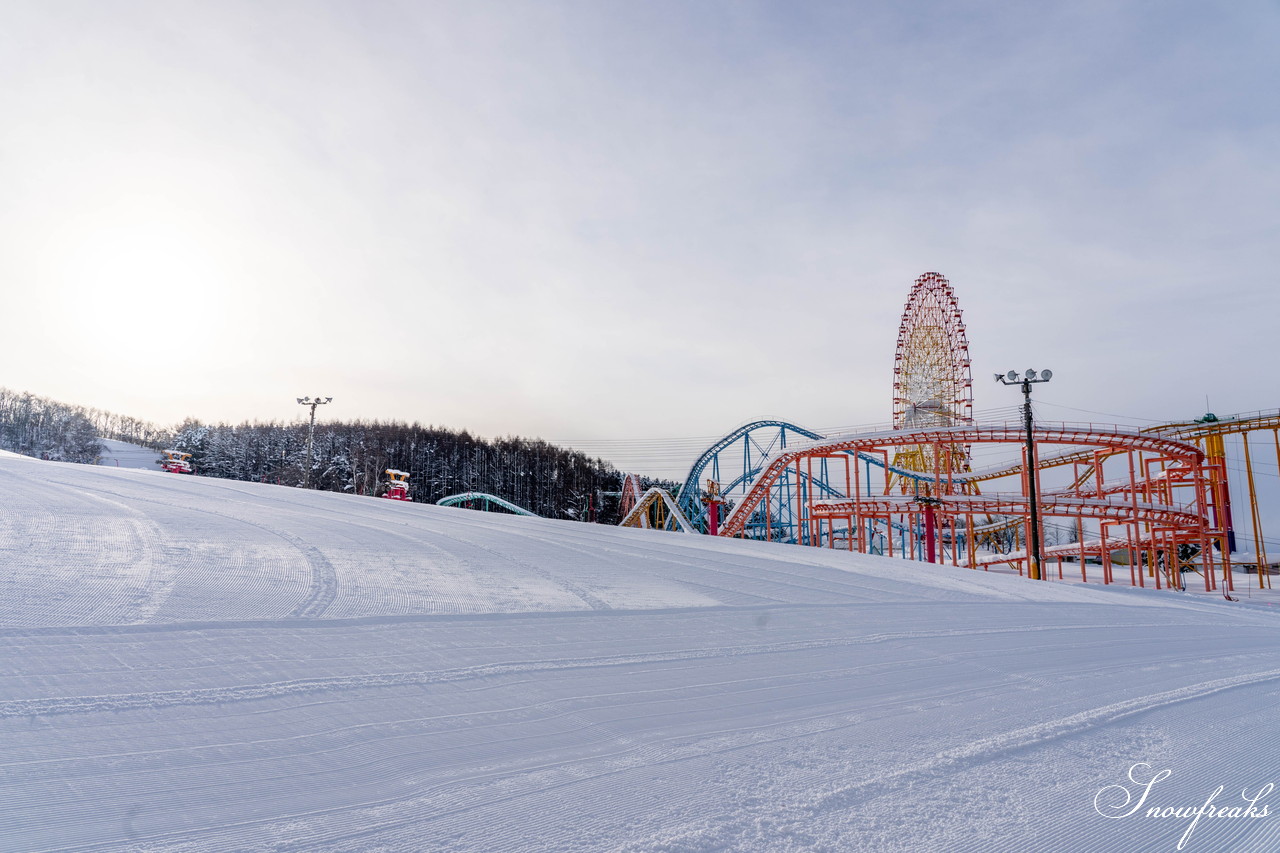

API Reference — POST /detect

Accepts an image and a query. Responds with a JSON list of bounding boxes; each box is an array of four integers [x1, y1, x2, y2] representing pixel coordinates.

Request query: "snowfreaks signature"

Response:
[[1094, 762, 1272, 850]]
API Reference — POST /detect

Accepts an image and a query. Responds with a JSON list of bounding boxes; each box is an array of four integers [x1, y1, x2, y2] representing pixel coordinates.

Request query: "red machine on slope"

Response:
[[160, 450, 193, 474]]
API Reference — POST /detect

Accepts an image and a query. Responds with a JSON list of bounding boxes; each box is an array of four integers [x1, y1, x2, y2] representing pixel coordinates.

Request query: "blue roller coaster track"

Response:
[[674, 420, 940, 545]]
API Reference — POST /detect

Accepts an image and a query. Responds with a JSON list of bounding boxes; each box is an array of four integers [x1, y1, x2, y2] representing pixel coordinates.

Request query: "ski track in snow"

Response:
[[3, 453, 1280, 853], [1, 622, 1175, 719], [40, 476, 342, 620]]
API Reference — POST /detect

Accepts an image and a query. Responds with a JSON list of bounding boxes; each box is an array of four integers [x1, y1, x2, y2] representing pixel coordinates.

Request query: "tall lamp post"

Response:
[[995, 369, 1052, 580], [297, 396, 333, 488]]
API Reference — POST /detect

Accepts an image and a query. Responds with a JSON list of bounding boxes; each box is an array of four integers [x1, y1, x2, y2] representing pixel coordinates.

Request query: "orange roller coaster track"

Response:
[[959, 408, 1280, 590], [719, 423, 1230, 595]]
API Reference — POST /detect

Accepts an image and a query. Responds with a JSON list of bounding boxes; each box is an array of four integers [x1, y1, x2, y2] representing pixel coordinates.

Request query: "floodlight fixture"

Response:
[[296, 395, 334, 488], [994, 367, 1056, 580], [995, 370, 1052, 388]]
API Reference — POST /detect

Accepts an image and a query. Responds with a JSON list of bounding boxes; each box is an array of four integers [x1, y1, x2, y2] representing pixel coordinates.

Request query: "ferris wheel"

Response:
[[891, 272, 974, 489]]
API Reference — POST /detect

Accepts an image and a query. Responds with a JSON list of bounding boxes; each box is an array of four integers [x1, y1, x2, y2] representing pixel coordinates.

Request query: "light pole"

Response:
[[296, 396, 332, 488], [995, 369, 1052, 580]]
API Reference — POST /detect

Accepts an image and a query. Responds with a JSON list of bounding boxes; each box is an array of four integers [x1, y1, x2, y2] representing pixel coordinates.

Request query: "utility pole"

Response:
[[296, 396, 332, 488], [995, 369, 1052, 580]]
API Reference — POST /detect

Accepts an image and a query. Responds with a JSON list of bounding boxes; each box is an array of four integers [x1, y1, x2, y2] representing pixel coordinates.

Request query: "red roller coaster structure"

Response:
[[718, 422, 1228, 593]]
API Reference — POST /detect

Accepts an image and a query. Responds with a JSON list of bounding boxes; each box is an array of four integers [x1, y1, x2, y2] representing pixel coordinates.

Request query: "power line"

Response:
[[1032, 400, 1165, 424]]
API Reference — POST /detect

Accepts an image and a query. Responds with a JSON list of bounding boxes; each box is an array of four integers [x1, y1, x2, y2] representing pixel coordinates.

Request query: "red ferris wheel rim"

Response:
[[892, 272, 973, 430]]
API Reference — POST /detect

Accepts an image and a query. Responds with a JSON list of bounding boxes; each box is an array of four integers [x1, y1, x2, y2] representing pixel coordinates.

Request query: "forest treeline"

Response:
[[0, 387, 173, 462], [170, 418, 637, 522], [0, 387, 663, 524], [0, 387, 104, 463]]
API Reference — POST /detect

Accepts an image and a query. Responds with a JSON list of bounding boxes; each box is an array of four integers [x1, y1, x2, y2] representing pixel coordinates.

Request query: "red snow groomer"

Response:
[[381, 469, 411, 501], [160, 450, 193, 474]]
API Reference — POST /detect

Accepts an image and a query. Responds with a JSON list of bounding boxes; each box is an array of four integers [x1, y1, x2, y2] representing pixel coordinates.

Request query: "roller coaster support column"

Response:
[[918, 496, 940, 563], [703, 480, 725, 536], [996, 369, 1053, 580], [1202, 427, 1237, 552]]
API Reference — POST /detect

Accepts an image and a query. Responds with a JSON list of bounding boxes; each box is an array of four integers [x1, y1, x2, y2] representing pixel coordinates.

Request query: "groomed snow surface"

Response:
[[3, 454, 1280, 852]]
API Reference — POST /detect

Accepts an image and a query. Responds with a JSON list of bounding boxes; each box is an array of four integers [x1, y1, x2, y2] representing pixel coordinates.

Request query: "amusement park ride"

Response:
[[618, 472, 697, 533], [619, 272, 1280, 598]]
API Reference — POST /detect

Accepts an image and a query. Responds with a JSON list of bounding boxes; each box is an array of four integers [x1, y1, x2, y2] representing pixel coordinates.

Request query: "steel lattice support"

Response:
[[675, 421, 823, 537]]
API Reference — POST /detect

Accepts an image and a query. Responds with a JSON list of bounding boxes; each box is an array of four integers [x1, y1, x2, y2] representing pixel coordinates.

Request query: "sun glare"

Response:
[[55, 216, 234, 377]]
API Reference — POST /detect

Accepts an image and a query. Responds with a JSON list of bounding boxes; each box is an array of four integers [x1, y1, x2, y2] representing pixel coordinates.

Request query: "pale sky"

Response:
[[2, 1, 1277, 454]]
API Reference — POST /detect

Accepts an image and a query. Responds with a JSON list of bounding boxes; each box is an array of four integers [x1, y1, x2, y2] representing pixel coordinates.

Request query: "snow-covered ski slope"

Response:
[[4, 454, 1280, 852]]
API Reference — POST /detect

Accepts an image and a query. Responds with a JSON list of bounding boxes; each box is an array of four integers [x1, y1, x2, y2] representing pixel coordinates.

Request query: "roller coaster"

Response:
[[617, 272, 1279, 596], [717, 421, 1225, 592], [617, 420, 942, 537]]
